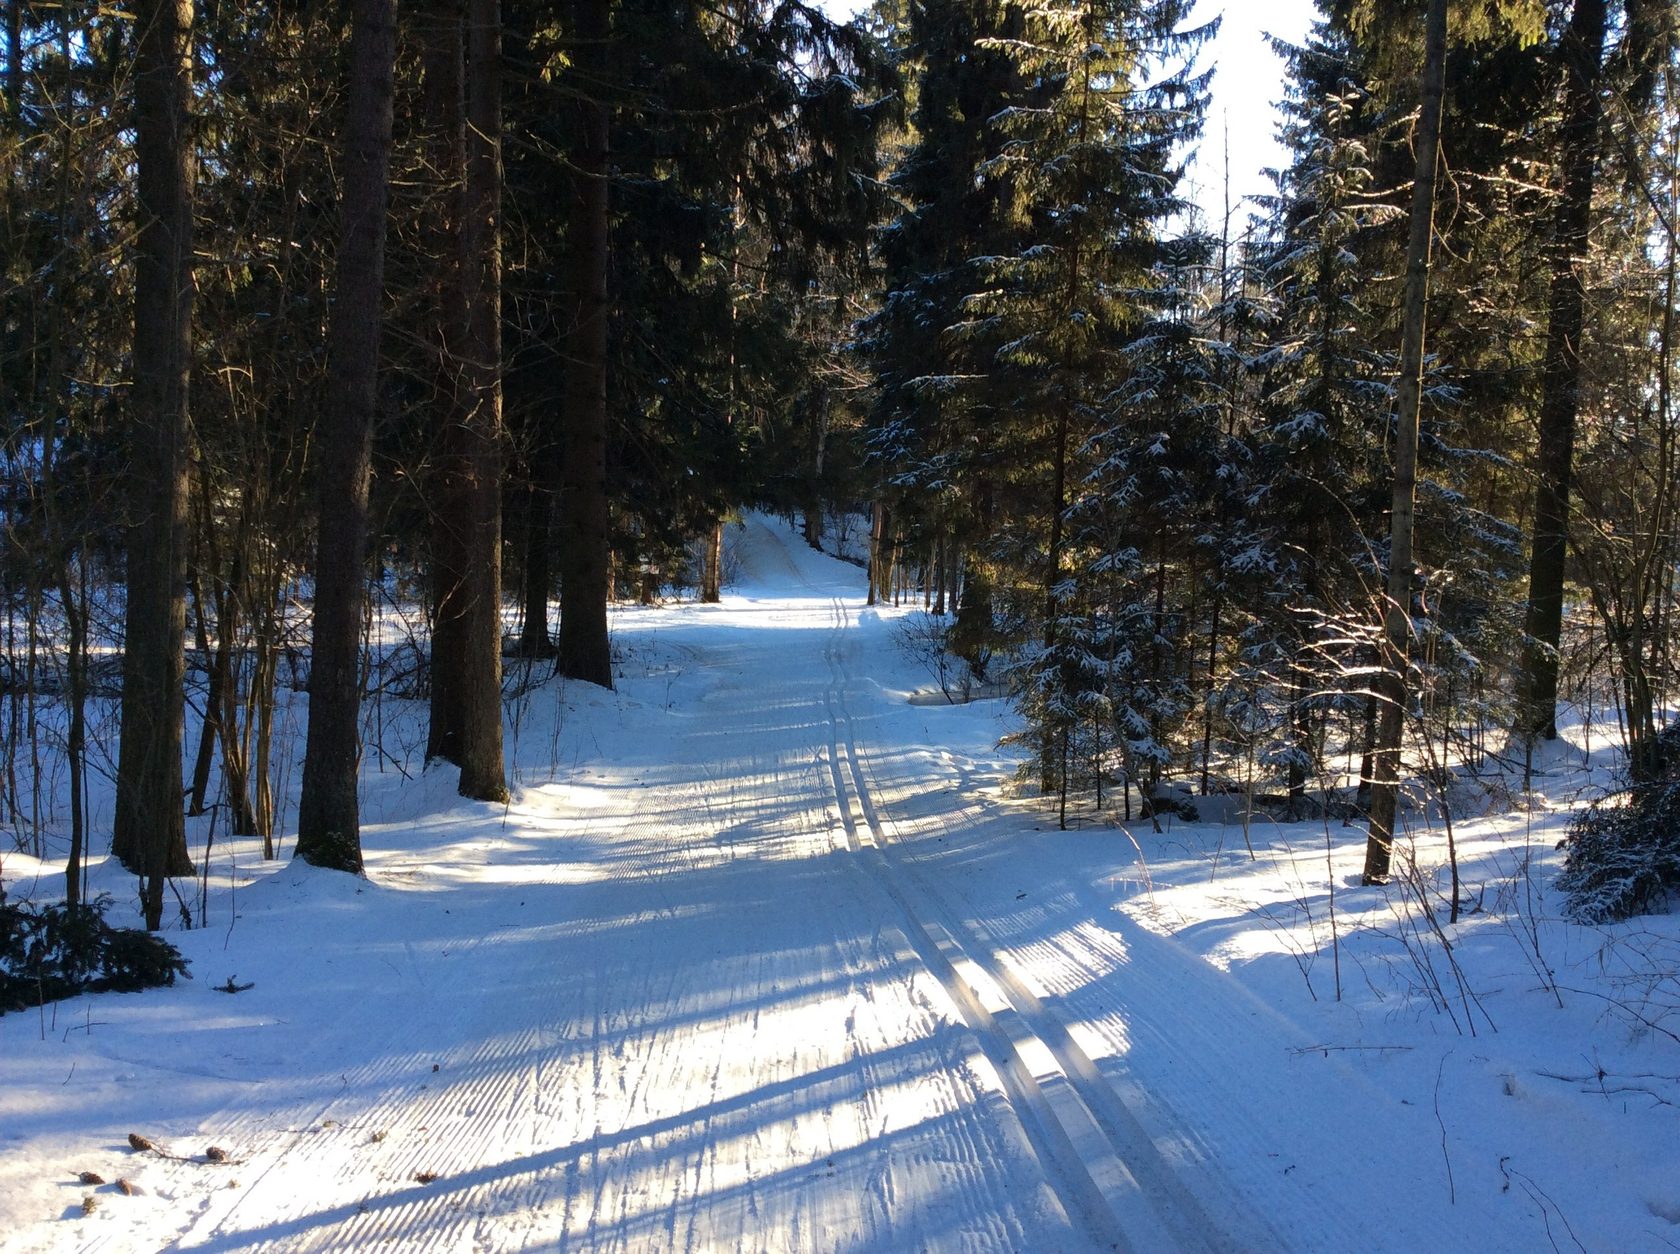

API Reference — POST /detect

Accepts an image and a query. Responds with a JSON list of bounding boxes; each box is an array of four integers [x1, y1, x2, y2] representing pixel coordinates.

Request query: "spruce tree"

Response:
[[860, 0, 1023, 680], [1244, 23, 1397, 808]]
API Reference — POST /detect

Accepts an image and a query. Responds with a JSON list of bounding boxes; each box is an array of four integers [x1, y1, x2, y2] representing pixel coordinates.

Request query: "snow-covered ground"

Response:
[[2, 514, 1676, 1252]]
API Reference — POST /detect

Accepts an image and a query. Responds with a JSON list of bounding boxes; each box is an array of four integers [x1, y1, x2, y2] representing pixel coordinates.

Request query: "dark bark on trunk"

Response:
[[1288, 673, 1309, 803], [59, 559, 87, 905], [1149, 554, 1167, 798], [1043, 405, 1069, 632], [514, 361, 561, 655], [422, 0, 472, 762], [114, 0, 197, 928], [295, 0, 399, 872], [187, 482, 244, 819], [701, 522, 723, 602], [1518, 0, 1608, 741], [517, 474, 555, 656], [1623, 203, 1678, 780], [420, 0, 487, 773], [802, 394, 828, 551], [932, 532, 946, 616], [38, 72, 86, 901], [187, 570, 217, 816], [248, 633, 278, 849], [867, 500, 886, 606], [1039, 399, 1070, 795], [950, 481, 995, 683], [1363, 0, 1447, 884], [197, 506, 262, 839], [952, 559, 993, 676], [1356, 688, 1378, 806], [639, 564, 658, 605], [1199, 591, 1220, 795], [556, 0, 613, 687], [39, 366, 87, 903], [452, 0, 508, 801]]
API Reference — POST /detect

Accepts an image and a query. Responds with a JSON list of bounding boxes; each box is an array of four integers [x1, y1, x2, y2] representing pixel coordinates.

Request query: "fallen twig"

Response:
[[1500, 1157, 1587, 1254], [126, 1133, 243, 1165], [1435, 1053, 1455, 1205]]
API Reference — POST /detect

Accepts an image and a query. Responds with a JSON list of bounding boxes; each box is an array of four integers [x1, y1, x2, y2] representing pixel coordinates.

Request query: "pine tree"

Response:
[[113, 0, 198, 928], [555, 0, 613, 687], [1518, 0, 1610, 741], [1518, 0, 1677, 741], [420, 0, 508, 801], [1363, 0, 1448, 885], [295, 0, 400, 873]]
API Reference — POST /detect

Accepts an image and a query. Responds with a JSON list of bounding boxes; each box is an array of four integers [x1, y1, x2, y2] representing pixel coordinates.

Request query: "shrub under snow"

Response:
[[1558, 726, 1680, 923]]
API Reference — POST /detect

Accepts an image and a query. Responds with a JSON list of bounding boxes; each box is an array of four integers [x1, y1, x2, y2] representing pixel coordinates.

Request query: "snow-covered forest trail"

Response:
[[2, 517, 1578, 1252]]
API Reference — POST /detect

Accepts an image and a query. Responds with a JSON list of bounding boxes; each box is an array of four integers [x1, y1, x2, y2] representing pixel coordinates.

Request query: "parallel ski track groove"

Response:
[[849, 685, 1395, 1254], [808, 582, 1231, 1254]]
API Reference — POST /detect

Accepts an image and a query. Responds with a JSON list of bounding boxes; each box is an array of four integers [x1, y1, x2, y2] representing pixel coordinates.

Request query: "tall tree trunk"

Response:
[[1356, 686, 1378, 805], [950, 480, 995, 683], [1517, 0, 1609, 741], [1362, 0, 1447, 885], [113, 0, 197, 929], [1199, 590, 1220, 795], [453, 0, 508, 800], [932, 531, 946, 615], [423, 0, 473, 761], [1627, 182, 1678, 780], [1288, 671, 1310, 804], [1148, 553, 1167, 799], [422, 0, 508, 794], [248, 633, 278, 850], [38, 45, 86, 901], [556, 0, 613, 687], [295, 0, 399, 872]]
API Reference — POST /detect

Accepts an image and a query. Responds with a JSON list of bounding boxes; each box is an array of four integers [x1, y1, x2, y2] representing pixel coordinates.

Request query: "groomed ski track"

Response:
[[9, 515, 1529, 1253]]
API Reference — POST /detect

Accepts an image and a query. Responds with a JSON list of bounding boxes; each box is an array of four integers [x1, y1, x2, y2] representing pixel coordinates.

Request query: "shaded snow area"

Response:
[[3, 514, 1678, 1252]]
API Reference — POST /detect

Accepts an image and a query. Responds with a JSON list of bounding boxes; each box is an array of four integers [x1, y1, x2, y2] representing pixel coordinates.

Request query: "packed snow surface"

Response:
[[2, 514, 1676, 1251]]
